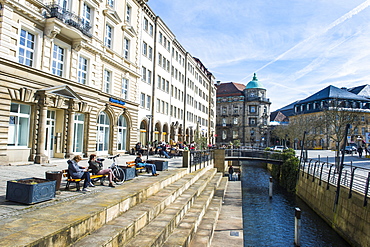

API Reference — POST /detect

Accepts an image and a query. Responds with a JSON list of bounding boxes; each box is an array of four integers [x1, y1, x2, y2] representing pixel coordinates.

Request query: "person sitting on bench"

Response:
[[88, 154, 116, 188], [68, 155, 92, 192], [134, 153, 159, 176]]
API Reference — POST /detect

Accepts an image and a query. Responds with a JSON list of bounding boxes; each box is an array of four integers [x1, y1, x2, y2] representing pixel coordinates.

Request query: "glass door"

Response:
[[73, 113, 85, 153], [97, 112, 110, 154], [45, 110, 55, 158]]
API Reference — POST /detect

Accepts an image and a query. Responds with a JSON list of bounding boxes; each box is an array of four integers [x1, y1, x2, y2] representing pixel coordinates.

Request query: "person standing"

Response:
[[228, 165, 234, 181]]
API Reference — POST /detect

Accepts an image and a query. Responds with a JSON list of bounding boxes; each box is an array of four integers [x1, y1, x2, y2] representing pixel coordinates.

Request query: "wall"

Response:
[[296, 171, 370, 247]]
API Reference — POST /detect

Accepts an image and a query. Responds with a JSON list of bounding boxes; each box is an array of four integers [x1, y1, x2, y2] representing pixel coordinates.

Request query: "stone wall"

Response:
[[296, 171, 370, 247]]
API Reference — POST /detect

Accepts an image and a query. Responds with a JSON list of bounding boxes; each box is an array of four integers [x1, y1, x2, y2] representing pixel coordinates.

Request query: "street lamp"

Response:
[[146, 115, 152, 160]]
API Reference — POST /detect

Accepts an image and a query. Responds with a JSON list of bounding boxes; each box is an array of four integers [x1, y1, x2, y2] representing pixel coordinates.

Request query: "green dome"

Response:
[[246, 73, 265, 89]]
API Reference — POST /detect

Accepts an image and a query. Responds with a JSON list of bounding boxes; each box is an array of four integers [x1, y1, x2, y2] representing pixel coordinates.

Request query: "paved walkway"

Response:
[[212, 180, 243, 247], [0, 154, 183, 219]]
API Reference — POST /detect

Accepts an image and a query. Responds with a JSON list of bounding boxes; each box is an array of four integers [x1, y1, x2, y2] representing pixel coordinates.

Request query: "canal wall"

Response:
[[296, 171, 370, 247]]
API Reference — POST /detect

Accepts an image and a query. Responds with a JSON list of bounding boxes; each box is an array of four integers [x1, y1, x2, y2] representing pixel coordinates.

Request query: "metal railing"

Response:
[[45, 4, 92, 37], [224, 148, 284, 161], [300, 158, 370, 206], [189, 150, 214, 173]]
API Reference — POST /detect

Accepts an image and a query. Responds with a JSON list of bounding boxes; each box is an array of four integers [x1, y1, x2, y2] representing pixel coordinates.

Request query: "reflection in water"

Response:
[[241, 162, 350, 247]]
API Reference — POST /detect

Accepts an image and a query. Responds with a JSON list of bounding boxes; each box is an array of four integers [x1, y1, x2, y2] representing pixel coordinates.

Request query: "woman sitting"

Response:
[[68, 155, 92, 192], [88, 154, 116, 188]]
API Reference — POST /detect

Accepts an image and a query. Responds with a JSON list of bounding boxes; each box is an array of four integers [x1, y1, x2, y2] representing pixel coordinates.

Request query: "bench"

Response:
[[62, 169, 107, 191], [125, 161, 147, 175]]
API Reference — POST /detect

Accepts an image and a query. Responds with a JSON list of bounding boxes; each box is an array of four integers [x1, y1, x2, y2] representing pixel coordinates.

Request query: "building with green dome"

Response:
[[215, 73, 271, 147]]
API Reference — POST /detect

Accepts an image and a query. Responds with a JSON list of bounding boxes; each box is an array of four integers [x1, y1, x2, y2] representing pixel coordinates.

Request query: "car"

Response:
[[344, 146, 357, 154], [273, 146, 286, 151]]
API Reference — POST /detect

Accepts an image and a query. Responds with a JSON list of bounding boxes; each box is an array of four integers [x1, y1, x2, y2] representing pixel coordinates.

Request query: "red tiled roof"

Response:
[[216, 82, 245, 97]]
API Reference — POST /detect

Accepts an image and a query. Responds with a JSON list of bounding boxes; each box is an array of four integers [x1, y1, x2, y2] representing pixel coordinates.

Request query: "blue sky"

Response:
[[148, 0, 370, 111]]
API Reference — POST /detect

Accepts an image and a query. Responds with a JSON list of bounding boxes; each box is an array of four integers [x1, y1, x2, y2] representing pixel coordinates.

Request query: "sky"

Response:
[[148, 0, 370, 111]]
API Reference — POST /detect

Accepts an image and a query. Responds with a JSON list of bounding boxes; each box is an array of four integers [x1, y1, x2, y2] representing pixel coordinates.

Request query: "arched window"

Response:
[[117, 115, 127, 151], [97, 112, 110, 153]]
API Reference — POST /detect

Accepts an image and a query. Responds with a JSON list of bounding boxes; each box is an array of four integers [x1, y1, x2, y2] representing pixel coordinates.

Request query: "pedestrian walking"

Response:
[[358, 146, 363, 158]]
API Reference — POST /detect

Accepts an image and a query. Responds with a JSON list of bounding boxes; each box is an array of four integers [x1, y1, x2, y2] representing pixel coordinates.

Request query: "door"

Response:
[[45, 110, 55, 158]]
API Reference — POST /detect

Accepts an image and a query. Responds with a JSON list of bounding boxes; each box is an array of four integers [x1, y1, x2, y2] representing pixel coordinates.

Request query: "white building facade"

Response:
[[0, 0, 215, 165]]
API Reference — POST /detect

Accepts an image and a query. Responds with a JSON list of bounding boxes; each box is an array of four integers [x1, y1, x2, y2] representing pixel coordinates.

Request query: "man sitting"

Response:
[[134, 153, 159, 176]]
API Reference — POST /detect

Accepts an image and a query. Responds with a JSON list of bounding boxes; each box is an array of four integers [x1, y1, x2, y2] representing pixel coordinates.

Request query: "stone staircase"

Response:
[[0, 165, 227, 246]]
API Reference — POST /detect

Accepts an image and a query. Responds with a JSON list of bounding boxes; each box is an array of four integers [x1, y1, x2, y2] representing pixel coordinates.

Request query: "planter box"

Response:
[[148, 159, 168, 171], [6, 177, 56, 204], [120, 166, 136, 180]]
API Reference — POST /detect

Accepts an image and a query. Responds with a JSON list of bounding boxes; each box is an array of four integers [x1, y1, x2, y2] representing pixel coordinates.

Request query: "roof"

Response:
[[298, 85, 369, 104], [347, 84, 370, 98], [246, 73, 265, 89], [216, 82, 244, 97]]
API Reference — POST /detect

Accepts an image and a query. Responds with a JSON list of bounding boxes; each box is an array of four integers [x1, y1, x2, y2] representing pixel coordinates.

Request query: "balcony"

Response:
[[45, 4, 92, 38]]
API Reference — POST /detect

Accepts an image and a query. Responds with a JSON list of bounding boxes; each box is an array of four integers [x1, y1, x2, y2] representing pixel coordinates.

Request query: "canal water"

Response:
[[241, 162, 350, 246]]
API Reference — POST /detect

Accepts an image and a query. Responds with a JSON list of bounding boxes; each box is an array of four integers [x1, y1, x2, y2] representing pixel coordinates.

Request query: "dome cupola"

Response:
[[246, 73, 265, 89]]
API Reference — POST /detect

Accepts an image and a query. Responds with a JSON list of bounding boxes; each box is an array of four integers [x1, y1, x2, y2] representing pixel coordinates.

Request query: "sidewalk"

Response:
[[0, 154, 183, 219]]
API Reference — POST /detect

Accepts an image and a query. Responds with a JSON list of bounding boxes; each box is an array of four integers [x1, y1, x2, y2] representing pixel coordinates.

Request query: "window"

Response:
[[105, 24, 112, 48], [250, 106, 256, 113], [107, 0, 114, 8], [156, 98, 160, 112], [159, 32, 163, 44], [82, 3, 91, 28], [52, 44, 64, 76], [140, 93, 145, 107], [97, 111, 110, 152], [19, 29, 35, 67], [147, 70, 152, 84], [143, 42, 147, 56], [104, 69, 111, 93], [146, 95, 151, 109], [233, 131, 238, 139], [8, 103, 30, 146], [222, 130, 226, 140], [148, 46, 153, 60], [117, 115, 127, 151], [233, 118, 238, 125], [143, 18, 148, 31], [78, 56, 88, 84], [142, 66, 147, 81], [123, 38, 130, 59], [126, 4, 131, 23], [122, 78, 128, 99], [149, 24, 153, 36], [222, 118, 226, 127]]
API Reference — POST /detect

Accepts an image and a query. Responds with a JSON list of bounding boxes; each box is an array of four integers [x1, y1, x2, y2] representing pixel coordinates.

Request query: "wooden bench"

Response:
[[125, 161, 147, 175], [62, 169, 107, 191]]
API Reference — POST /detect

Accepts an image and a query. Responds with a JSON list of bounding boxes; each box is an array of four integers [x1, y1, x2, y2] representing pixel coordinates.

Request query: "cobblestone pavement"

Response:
[[0, 154, 183, 219]]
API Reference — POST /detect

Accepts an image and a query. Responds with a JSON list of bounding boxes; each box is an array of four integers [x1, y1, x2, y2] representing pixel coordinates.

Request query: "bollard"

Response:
[[269, 177, 273, 198], [294, 207, 301, 246]]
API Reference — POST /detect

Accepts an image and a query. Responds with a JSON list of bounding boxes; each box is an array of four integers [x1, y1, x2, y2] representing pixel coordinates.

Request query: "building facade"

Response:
[[0, 0, 216, 165], [271, 85, 370, 150], [215, 74, 271, 148]]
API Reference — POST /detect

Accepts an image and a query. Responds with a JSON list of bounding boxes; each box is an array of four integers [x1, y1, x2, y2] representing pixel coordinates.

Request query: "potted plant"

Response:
[[6, 177, 56, 204]]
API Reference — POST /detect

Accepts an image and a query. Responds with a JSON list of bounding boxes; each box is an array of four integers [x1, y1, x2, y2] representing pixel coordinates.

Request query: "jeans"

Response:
[[81, 172, 91, 188], [137, 163, 157, 175]]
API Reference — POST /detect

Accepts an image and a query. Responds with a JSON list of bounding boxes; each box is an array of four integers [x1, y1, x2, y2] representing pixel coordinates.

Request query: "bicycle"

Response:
[[107, 154, 125, 183]]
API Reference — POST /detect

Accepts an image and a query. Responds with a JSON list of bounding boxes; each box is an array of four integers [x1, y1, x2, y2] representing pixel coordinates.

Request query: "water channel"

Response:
[[241, 161, 350, 246]]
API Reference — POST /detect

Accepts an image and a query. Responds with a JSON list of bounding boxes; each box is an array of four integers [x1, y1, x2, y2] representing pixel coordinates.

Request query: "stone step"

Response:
[[122, 170, 220, 247], [0, 168, 191, 246], [72, 166, 215, 246], [162, 173, 224, 247], [189, 177, 228, 247]]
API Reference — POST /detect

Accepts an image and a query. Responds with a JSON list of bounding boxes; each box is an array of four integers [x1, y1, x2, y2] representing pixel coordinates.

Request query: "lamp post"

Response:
[[146, 115, 152, 160]]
